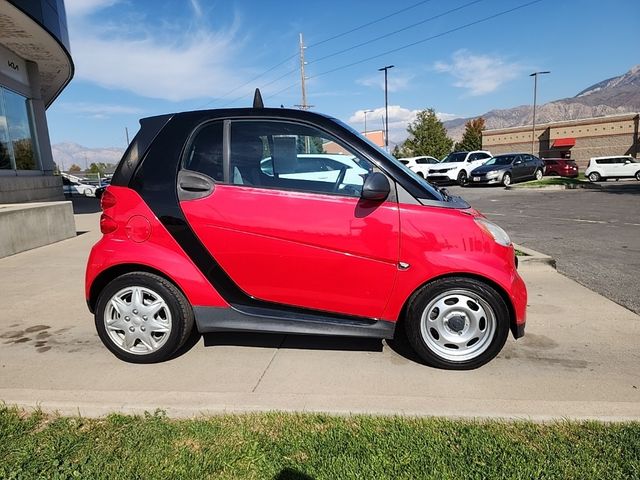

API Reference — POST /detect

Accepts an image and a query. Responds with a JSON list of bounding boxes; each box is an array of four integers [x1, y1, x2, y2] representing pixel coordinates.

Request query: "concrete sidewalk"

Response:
[[1, 211, 639, 420]]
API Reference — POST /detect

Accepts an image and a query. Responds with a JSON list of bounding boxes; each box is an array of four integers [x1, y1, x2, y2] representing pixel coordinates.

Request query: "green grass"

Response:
[[515, 249, 528, 256], [517, 173, 588, 188], [1, 407, 639, 479]]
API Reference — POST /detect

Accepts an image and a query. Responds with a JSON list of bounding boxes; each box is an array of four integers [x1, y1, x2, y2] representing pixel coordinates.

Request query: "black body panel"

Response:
[[194, 307, 396, 339]]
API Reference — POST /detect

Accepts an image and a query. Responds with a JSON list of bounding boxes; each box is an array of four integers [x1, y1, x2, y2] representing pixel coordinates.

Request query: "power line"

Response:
[[196, 0, 440, 109], [307, 0, 435, 49], [309, 0, 544, 81], [308, 0, 484, 66]]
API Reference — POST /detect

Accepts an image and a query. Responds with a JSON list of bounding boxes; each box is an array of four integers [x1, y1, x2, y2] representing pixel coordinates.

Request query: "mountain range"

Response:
[[443, 64, 640, 140]]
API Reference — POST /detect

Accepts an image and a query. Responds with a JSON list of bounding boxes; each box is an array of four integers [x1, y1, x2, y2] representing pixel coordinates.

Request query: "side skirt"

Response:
[[194, 305, 396, 339]]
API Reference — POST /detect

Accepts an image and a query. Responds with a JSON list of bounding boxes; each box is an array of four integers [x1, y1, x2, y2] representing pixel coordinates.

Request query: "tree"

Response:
[[88, 162, 108, 175], [454, 117, 485, 152], [401, 109, 453, 159], [68, 164, 81, 173]]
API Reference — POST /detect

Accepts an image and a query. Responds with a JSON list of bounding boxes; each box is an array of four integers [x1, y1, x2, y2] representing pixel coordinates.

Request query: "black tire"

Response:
[[457, 170, 468, 186], [534, 168, 543, 181], [588, 172, 601, 182], [95, 272, 194, 363], [635, 171, 640, 181], [404, 277, 510, 370], [502, 172, 512, 187]]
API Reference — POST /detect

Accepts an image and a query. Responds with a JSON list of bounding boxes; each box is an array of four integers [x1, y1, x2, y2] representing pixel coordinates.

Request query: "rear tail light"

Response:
[[100, 214, 118, 234], [101, 189, 117, 210]]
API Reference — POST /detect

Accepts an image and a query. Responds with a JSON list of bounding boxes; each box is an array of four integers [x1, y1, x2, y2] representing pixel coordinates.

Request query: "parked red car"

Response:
[[86, 100, 527, 370], [543, 158, 579, 178]]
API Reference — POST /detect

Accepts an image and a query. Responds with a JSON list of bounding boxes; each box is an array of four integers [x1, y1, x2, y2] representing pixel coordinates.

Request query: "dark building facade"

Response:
[[0, 0, 73, 203]]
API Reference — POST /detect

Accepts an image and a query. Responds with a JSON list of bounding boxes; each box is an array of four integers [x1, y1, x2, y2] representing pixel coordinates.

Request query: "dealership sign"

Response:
[[0, 44, 29, 86]]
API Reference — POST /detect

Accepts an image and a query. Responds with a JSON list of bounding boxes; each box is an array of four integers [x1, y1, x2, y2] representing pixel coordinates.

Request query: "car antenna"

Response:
[[253, 88, 264, 109]]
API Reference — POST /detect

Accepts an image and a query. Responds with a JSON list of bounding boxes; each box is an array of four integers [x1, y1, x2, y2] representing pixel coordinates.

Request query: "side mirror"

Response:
[[361, 172, 390, 201]]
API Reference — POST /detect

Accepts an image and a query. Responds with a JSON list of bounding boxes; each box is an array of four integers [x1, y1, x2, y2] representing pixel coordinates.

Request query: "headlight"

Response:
[[475, 218, 511, 246], [486, 171, 499, 178]]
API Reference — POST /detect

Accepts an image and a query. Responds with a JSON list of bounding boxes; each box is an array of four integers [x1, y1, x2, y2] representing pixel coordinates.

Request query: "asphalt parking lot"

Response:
[[447, 181, 640, 315]]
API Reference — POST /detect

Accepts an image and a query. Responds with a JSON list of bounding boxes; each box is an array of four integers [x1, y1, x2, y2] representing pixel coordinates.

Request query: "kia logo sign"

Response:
[[7, 61, 19, 71]]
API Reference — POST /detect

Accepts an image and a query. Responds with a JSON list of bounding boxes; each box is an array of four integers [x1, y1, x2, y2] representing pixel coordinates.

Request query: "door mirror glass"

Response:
[[361, 172, 390, 201]]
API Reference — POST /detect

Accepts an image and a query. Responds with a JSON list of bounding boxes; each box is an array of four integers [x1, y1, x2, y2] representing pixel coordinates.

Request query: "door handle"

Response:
[[178, 170, 214, 200]]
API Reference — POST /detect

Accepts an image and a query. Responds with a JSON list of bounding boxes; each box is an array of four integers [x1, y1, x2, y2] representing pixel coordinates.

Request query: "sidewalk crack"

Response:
[[251, 335, 285, 393]]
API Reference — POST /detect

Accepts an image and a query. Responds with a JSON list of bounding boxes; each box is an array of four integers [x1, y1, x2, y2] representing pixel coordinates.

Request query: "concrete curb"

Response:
[[505, 181, 599, 191], [514, 243, 556, 269]]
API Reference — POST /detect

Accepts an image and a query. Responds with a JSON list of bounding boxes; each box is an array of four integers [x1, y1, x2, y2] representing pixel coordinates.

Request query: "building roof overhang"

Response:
[[0, 1, 74, 107]]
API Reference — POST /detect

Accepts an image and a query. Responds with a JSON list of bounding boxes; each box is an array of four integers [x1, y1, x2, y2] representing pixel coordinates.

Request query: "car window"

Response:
[[416, 158, 428, 164], [441, 152, 467, 163], [183, 121, 224, 181], [230, 120, 374, 197]]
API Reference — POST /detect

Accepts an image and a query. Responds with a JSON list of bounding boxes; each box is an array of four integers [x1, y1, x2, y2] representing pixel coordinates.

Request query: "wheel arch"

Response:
[[88, 263, 187, 314], [398, 272, 519, 339]]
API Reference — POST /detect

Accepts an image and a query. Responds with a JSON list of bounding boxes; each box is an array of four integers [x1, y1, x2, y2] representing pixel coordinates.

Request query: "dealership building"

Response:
[[482, 113, 640, 168], [0, 0, 73, 203], [0, 0, 75, 258]]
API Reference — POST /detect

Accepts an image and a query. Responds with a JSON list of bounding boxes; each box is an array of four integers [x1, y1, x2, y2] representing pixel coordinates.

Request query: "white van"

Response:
[[585, 156, 640, 182]]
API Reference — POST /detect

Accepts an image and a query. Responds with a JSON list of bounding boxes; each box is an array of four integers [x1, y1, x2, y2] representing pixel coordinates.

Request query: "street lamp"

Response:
[[378, 65, 394, 150], [530, 71, 550, 155], [363, 109, 373, 137]]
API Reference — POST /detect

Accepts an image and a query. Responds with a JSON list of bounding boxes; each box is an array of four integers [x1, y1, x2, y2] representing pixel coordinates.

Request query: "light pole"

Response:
[[530, 71, 550, 155], [378, 65, 394, 150], [363, 109, 373, 137]]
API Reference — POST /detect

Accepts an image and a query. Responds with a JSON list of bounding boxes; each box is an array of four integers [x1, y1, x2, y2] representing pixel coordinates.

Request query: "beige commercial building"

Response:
[[482, 113, 640, 168]]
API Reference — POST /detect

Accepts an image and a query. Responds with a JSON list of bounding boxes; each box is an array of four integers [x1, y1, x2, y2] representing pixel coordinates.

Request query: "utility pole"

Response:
[[296, 33, 314, 152], [297, 33, 310, 111], [530, 71, 550, 155], [378, 65, 394, 151], [363, 109, 373, 137]]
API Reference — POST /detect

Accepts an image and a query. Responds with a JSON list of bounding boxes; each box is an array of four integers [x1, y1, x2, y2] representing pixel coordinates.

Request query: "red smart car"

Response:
[[86, 98, 526, 369]]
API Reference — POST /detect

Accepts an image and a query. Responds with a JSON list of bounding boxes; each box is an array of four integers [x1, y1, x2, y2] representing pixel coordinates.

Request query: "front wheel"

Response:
[[95, 272, 194, 363], [588, 172, 601, 182], [635, 171, 640, 181], [534, 169, 543, 181], [84, 189, 93, 197], [404, 277, 510, 370], [457, 170, 468, 186], [502, 173, 512, 186]]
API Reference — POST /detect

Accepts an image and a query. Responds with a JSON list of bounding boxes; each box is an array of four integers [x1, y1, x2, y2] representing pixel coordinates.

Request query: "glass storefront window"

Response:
[[0, 87, 39, 170]]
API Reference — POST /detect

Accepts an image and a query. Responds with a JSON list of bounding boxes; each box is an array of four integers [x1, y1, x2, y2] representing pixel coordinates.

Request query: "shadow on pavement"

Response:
[[592, 182, 640, 195]]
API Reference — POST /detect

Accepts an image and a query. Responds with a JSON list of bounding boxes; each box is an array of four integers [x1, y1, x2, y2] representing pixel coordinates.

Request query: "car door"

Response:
[[619, 157, 637, 177], [511, 155, 527, 179], [179, 118, 399, 319]]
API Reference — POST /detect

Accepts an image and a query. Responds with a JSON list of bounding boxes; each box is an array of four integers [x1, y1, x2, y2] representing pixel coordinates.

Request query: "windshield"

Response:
[[441, 152, 467, 163], [484, 155, 515, 166], [331, 117, 446, 201]]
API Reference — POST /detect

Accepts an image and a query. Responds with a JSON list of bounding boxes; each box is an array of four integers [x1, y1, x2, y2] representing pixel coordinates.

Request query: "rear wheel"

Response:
[[95, 272, 194, 363], [588, 172, 601, 182], [534, 168, 543, 181], [635, 171, 640, 181], [457, 170, 468, 186], [404, 277, 510, 370], [502, 173, 512, 186]]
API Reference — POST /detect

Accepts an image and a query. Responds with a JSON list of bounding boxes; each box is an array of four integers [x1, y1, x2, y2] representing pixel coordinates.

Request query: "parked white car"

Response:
[[260, 153, 369, 187], [398, 156, 439, 178], [62, 176, 98, 197], [426, 150, 493, 185], [585, 155, 640, 182]]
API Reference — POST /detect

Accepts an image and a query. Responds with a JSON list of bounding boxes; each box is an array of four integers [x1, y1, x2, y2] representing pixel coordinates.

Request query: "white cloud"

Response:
[[67, 3, 249, 102], [190, 0, 203, 18], [59, 102, 143, 117], [434, 50, 524, 96], [356, 73, 414, 93], [349, 106, 459, 143], [65, 0, 119, 17]]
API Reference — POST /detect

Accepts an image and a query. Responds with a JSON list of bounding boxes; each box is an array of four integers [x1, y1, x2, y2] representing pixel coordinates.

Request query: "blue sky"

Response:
[[48, 0, 639, 149]]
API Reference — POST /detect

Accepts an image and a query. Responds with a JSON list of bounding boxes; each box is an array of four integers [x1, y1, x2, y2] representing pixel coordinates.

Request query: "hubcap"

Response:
[[420, 289, 496, 362], [503, 174, 511, 186], [103, 286, 172, 355]]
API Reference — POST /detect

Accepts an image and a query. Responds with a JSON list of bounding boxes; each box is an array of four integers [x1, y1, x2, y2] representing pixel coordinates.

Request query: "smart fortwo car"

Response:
[[86, 95, 527, 370]]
